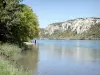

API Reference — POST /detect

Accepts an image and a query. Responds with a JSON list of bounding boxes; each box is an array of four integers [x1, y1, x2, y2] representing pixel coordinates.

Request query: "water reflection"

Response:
[[16, 40, 100, 75], [62, 47, 100, 62], [17, 46, 39, 74], [39, 43, 100, 62]]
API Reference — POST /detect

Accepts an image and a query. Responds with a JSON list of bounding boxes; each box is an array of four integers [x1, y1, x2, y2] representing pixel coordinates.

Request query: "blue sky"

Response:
[[23, 0, 100, 28]]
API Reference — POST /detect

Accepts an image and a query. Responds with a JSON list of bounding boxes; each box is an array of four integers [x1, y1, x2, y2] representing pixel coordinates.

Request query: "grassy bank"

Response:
[[0, 43, 21, 58], [0, 43, 31, 75], [0, 59, 30, 75]]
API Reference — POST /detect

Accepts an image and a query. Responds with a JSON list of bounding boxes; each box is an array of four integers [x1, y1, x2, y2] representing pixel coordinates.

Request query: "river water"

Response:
[[17, 40, 100, 75]]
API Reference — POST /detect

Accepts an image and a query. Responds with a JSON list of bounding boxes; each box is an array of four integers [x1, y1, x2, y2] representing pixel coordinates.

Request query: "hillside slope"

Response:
[[40, 17, 100, 39]]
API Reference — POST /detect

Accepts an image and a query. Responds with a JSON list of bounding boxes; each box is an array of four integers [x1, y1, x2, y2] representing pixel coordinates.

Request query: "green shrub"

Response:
[[0, 43, 21, 57]]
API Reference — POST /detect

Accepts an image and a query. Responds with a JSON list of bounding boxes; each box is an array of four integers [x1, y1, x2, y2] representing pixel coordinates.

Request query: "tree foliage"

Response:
[[0, 0, 39, 46]]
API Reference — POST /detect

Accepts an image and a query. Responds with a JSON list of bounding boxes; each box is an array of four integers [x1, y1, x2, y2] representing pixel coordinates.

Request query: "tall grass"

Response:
[[0, 43, 31, 75], [0, 43, 21, 57], [0, 59, 30, 75]]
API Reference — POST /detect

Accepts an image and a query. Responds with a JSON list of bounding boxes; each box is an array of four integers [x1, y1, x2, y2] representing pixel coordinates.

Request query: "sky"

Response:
[[23, 0, 100, 28]]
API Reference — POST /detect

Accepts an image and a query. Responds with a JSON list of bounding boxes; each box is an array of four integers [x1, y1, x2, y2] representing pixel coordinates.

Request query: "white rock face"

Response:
[[46, 18, 100, 34]]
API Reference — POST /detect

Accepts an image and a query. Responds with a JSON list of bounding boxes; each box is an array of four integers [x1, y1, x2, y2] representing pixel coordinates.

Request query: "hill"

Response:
[[40, 17, 100, 40]]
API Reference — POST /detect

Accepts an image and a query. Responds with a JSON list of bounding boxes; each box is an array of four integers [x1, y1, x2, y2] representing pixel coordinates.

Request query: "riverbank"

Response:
[[0, 43, 31, 75], [0, 59, 30, 75], [40, 38, 100, 40]]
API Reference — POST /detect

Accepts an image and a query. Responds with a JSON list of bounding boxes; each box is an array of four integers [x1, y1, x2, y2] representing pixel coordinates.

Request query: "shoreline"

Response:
[[0, 43, 31, 75], [39, 38, 100, 40]]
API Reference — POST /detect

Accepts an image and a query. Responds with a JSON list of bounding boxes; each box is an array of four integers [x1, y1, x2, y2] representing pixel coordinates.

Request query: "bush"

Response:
[[0, 43, 21, 57]]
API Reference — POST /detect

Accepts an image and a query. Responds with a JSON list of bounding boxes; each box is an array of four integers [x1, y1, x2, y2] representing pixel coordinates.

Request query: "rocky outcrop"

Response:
[[46, 17, 100, 34], [40, 17, 100, 39]]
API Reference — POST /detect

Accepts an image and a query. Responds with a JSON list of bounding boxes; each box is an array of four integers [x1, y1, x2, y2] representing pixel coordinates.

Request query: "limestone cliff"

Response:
[[40, 17, 100, 39]]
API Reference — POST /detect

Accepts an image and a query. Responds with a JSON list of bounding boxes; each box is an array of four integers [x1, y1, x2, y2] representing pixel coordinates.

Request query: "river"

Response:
[[17, 40, 100, 75]]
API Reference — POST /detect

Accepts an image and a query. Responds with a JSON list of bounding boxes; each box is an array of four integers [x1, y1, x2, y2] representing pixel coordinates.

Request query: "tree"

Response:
[[0, 0, 39, 46], [0, 0, 21, 42], [11, 4, 39, 45]]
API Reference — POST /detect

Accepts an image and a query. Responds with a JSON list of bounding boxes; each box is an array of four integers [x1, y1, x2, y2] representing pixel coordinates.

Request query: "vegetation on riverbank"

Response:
[[0, 43, 21, 58], [0, 59, 30, 75], [0, 0, 39, 74], [0, 0, 39, 46], [0, 43, 31, 75]]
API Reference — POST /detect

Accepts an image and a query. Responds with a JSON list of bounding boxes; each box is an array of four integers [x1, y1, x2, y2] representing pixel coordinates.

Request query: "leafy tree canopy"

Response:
[[0, 0, 39, 46]]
